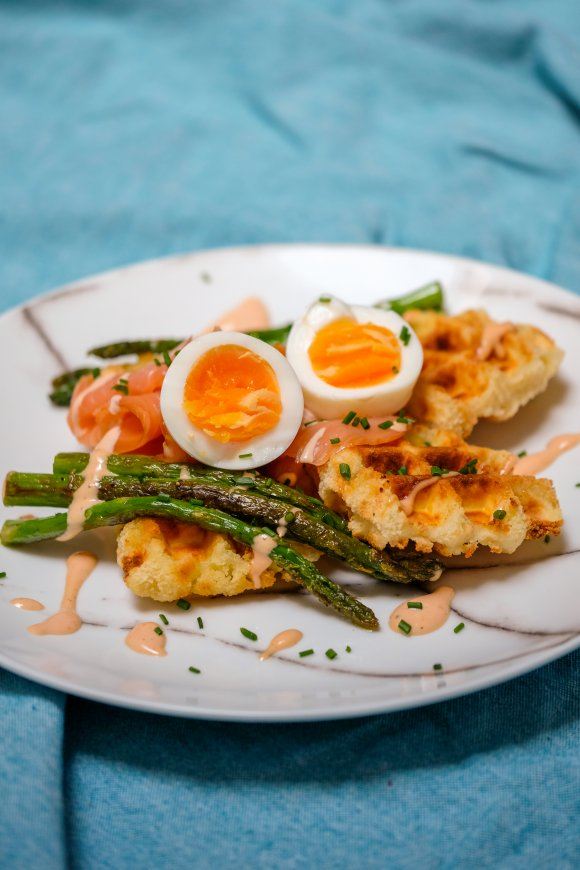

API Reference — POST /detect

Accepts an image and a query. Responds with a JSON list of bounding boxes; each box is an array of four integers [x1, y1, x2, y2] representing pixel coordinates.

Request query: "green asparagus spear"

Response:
[[52, 453, 350, 533], [245, 324, 292, 345], [49, 368, 100, 407], [88, 338, 183, 359], [374, 281, 443, 315], [0, 497, 379, 630]]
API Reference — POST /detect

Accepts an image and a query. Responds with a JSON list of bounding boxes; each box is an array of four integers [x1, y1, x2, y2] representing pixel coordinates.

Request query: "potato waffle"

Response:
[[405, 309, 563, 436], [317, 428, 562, 557]]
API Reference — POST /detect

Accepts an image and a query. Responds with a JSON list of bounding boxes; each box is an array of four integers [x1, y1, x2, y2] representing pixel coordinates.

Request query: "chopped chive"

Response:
[[319, 295, 331, 303], [197, 616, 204, 629], [518, 450, 527, 458], [159, 613, 169, 625], [189, 499, 204, 506], [392, 366, 399, 374], [396, 414, 413, 425], [188, 666, 201, 674], [397, 466, 408, 475], [453, 622, 465, 634], [325, 648, 338, 660], [345, 645, 352, 653], [91, 367, 101, 379], [154, 626, 164, 636], [544, 535, 551, 544], [360, 417, 370, 430], [154, 358, 161, 366], [330, 437, 340, 445], [431, 466, 447, 476], [433, 663, 443, 671], [351, 415, 360, 427], [303, 420, 318, 427], [378, 420, 393, 430], [239, 452, 253, 459], [339, 463, 351, 480], [0, 571, 6, 579], [493, 509, 507, 521], [342, 410, 356, 424], [112, 381, 129, 395], [424, 440, 432, 447], [284, 511, 296, 523], [459, 458, 478, 475], [241, 627, 258, 641], [176, 598, 191, 611], [299, 648, 314, 657], [399, 325, 411, 346], [398, 619, 412, 635], [576, 483, 580, 488], [162, 350, 172, 366], [407, 601, 423, 610]]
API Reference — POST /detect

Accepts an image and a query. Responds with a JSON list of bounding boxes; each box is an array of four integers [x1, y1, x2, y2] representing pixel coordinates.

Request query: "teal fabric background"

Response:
[[1, 1, 579, 867]]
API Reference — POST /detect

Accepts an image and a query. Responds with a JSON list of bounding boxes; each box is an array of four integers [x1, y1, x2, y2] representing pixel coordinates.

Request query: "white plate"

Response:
[[1, 244, 579, 721]]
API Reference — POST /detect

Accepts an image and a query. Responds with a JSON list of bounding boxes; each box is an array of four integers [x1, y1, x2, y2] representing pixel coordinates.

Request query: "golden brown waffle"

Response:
[[405, 309, 563, 436], [318, 429, 562, 557]]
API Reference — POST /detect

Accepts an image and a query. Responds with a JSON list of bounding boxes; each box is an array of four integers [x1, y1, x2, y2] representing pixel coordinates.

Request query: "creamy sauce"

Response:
[[28, 551, 98, 636], [125, 622, 167, 656], [179, 466, 190, 480], [11, 597, 44, 611], [513, 433, 580, 476], [389, 586, 455, 636], [300, 426, 327, 464], [276, 507, 298, 538], [476, 321, 513, 361], [249, 533, 277, 588], [400, 471, 459, 516], [108, 394, 122, 414], [499, 456, 517, 476], [260, 628, 303, 660], [58, 426, 120, 541], [205, 297, 270, 334]]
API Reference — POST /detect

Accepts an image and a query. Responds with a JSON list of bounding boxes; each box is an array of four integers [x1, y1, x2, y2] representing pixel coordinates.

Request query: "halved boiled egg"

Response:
[[286, 296, 423, 419], [160, 332, 304, 469]]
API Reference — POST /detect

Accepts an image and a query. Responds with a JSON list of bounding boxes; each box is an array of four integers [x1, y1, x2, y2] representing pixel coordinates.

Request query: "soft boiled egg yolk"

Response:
[[183, 344, 282, 444], [308, 318, 401, 388]]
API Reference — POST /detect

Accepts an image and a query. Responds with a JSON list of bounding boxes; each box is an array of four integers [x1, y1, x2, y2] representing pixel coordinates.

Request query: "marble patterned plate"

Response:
[[0, 245, 578, 721]]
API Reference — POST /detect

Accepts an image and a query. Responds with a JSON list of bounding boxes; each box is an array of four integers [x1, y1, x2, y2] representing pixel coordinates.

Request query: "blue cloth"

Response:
[[1, 1, 579, 867]]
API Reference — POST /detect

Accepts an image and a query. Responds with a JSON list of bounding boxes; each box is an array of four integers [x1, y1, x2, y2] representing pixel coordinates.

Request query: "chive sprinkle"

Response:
[[154, 358, 161, 366], [378, 420, 393, 429], [352, 415, 360, 427], [239, 453, 253, 459], [360, 417, 370, 430], [398, 619, 412, 635], [299, 649, 314, 658], [159, 614, 169, 625], [407, 601, 423, 610], [544, 535, 551, 544], [397, 466, 408, 475], [241, 627, 258, 641], [325, 648, 338, 660], [162, 350, 172, 366], [518, 450, 527, 458], [339, 463, 351, 480], [453, 622, 465, 634], [424, 440, 432, 446], [493, 509, 507, 521], [459, 458, 478, 475], [431, 466, 447, 476], [399, 325, 411, 346], [197, 616, 204, 629], [345, 645, 352, 653], [176, 598, 191, 611], [303, 420, 318, 427], [0, 571, 6, 579], [433, 663, 443, 671], [342, 410, 356, 424], [319, 295, 331, 303], [576, 483, 580, 488], [392, 366, 399, 374], [396, 414, 413, 425], [112, 380, 128, 395], [188, 666, 201, 674], [330, 437, 340, 445], [91, 367, 101, 379], [154, 626, 163, 636]]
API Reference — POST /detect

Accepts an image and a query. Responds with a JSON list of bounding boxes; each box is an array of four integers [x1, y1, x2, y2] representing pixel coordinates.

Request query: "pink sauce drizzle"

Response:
[[513, 433, 580, 476], [399, 472, 459, 516], [476, 322, 513, 361], [11, 597, 44, 611], [389, 586, 455, 636], [276, 507, 298, 537], [260, 629, 303, 661], [58, 426, 120, 541], [125, 622, 167, 656], [249, 533, 277, 588], [28, 551, 98, 636]]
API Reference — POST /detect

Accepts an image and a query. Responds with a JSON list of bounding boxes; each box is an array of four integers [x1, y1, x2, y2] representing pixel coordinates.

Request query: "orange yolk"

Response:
[[183, 344, 282, 443], [308, 318, 401, 388]]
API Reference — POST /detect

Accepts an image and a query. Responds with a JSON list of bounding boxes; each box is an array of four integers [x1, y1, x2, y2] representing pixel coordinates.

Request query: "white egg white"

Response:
[[286, 296, 423, 419], [160, 331, 304, 470]]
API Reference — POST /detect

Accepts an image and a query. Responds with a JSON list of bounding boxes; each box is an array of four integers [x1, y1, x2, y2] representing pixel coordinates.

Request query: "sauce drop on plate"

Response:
[[125, 622, 167, 656], [28, 551, 98, 636], [389, 586, 455, 636], [11, 597, 44, 611], [513, 433, 580, 476], [260, 629, 303, 661]]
